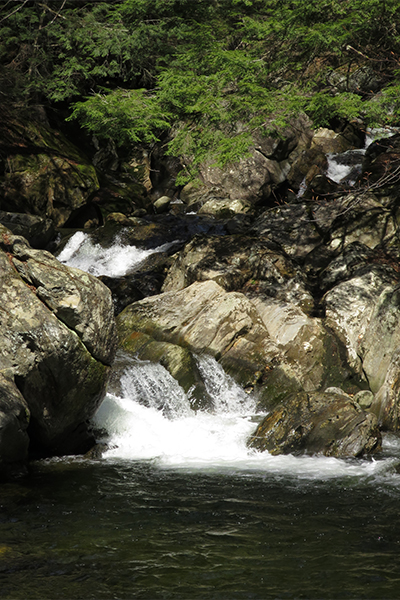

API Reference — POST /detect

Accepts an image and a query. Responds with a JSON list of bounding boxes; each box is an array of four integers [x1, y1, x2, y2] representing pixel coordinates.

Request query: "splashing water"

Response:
[[92, 354, 400, 481], [326, 126, 399, 185], [196, 353, 256, 415], [57, 230, 174, 277]]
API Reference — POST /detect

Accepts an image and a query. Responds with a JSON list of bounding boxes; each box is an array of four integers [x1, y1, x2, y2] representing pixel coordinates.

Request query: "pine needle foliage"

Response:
[[1, 0, 400, 180]]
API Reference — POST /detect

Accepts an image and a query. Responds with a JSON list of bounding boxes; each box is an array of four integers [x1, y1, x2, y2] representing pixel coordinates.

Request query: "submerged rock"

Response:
[[248, 391, 381, 458]]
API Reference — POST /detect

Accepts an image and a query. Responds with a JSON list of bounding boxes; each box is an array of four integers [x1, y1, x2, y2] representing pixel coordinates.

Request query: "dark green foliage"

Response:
[[1, 0, 400, 181]]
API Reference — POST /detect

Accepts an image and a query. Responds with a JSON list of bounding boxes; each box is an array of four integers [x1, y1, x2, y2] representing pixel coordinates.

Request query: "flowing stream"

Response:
[[326, 126, 399, 185], [3, 232, 400, 599]]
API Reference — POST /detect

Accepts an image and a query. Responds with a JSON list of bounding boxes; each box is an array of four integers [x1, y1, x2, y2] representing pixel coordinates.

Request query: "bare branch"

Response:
[[0, 0, 29, 24], [47, 0, 67, 27], [38, 2, 66, 23]]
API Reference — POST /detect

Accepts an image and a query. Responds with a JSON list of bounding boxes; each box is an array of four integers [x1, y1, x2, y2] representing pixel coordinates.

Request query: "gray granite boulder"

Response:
[[0, 225, 117, 463]]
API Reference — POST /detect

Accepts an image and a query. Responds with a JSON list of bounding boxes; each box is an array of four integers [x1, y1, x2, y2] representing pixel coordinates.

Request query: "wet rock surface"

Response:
[[248, 391, 382, 458]]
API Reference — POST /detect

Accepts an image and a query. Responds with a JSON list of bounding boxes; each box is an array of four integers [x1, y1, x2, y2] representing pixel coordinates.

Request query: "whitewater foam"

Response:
[[57, 230, 174, 277], [92, 356, 399, 482]]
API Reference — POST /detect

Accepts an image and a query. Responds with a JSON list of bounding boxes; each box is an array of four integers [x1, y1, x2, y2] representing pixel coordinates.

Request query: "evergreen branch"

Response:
[[0, 0, 29, 24]]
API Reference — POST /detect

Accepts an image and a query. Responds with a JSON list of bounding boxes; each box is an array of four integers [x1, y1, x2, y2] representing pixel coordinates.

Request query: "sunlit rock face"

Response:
[[0, 225, 117, 466]]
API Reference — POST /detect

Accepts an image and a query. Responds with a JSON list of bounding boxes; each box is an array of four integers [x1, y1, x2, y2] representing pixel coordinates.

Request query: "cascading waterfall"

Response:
[[57, 229, 175, 277], [92, 354, 259, 467], [326, 126, 399, 185], [91, 352, 400, 479], [60, 227, 400, 481]]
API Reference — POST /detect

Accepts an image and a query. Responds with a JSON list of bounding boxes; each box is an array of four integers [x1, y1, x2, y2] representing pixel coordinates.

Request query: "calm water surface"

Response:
[[2, 454, 400, 599]]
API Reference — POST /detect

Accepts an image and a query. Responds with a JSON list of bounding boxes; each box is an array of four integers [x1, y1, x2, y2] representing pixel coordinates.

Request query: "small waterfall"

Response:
[[195, 353, 255, 414], [119, 359, 192, 419], [326, 149, 364, 185], [57, 230, 174, 277], [91, 354, 396, 479], [326, 126, 399, 186], [92, 355, 259, 466]]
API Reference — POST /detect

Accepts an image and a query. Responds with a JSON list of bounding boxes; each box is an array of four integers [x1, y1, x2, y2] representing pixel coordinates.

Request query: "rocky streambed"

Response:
[[2, 113, 400, 472]]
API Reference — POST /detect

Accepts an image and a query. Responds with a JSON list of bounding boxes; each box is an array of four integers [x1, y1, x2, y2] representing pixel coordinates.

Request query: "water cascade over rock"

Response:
[[3, 118, 400, 466]]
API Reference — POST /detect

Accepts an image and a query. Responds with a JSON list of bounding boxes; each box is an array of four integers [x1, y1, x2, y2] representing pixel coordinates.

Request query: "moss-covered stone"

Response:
[[1, 119, 99, 227], [0, 224, 117, 462]]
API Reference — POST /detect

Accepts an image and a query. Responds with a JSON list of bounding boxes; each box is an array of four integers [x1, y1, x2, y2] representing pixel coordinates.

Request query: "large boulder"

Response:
[[117, 279, 351, 404], [0, 225, 117, 462], [251, 203, 323, 261], [324, 264, 399, 375], [323, 261, 400, 430], [199, 151, 288, 205], [0, 117, 99, 227], [252, 297, 349, 409], [248, 390, 381, 458], [159, 235, 350, 404], [162, 234, 314, 313], [117, 280, 281, 388], [312, 192, 397, 255]]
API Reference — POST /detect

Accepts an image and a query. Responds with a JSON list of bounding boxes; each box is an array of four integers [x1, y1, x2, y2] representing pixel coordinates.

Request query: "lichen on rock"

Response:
[[0, 224, 117, 464]]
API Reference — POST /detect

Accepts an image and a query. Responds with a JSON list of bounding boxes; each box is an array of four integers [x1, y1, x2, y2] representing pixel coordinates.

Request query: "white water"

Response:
[[57, 230, 174, 277], [59, 202, 400, 483], [326, 126, 399, 185], [92, 354, 400, 481]]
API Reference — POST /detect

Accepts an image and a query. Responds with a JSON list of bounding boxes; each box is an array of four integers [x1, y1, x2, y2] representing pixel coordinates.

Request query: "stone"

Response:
[[253, 298, 347, 404], [247, 391, 382, 458], [0, 211, 55, 248], [354, 390, 374, 410], [198, 197, 251, 218], [362, 133, 400, 190], [251, 203, 323, 260], [0, 225, 117, 460], [194, 118, 313, 204], [200, 151, 272, 204], [153, 195, 172, 213], [311, 127, 363, 154]]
